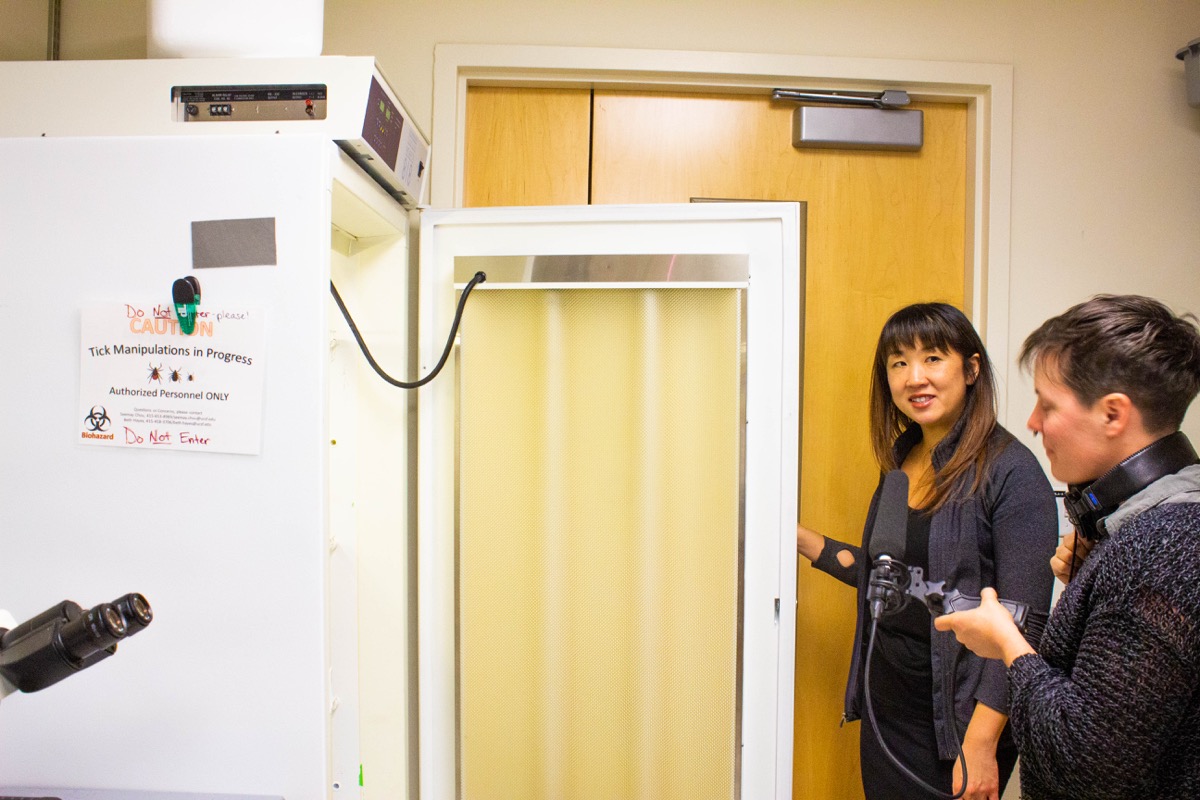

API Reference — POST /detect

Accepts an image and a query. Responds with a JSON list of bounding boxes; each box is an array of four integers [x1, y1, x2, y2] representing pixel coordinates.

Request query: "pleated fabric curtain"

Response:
[[457, 287, 745, 800]]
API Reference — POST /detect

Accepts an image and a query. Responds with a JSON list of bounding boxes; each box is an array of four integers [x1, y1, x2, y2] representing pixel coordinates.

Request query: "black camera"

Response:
[[0, 593, 152, 693]]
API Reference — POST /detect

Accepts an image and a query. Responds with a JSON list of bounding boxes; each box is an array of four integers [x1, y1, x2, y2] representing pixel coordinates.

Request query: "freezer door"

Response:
[[0, 135, 342, 798], [416, 203, 803, 800]]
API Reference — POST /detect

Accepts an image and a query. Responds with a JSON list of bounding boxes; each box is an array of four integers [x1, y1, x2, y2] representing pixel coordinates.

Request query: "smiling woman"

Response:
[[796, 302, 1059, 800], [886, 347, 977, 444], [869, 304, 995, 512]]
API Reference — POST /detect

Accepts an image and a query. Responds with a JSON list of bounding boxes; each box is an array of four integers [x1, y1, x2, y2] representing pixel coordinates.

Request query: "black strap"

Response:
[[1064, 432, 1199, 536]]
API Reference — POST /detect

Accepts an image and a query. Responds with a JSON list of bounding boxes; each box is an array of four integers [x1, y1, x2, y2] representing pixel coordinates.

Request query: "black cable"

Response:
[[864, 617, 967, 800], [1053, 489, 1083, 583], [330, 271, 487, 389], [1067, 536, 1080, 583]]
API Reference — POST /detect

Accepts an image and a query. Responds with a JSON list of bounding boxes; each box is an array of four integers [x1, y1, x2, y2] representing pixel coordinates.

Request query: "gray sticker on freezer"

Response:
[[191, 217, 277, 269]]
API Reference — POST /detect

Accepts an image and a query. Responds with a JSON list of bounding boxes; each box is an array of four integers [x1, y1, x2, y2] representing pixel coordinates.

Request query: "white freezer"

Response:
[[0, 133, 412, 799]]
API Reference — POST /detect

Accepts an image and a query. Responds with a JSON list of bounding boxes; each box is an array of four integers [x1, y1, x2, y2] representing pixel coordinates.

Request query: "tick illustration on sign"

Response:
[[168, 367, 183, 383], [148, 364, 163, 383]]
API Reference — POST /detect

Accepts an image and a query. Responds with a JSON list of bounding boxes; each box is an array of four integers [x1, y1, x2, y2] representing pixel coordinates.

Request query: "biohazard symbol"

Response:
[[84, 405, 111, 432]]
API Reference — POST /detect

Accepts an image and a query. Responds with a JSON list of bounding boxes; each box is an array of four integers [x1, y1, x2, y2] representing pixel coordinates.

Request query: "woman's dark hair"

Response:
[[1020, 294, 1200, 435], [869, 302, 999, 511]]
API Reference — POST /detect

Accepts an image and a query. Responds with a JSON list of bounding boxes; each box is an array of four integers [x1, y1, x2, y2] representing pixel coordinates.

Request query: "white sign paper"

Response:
[[78, 303, 266, 455]]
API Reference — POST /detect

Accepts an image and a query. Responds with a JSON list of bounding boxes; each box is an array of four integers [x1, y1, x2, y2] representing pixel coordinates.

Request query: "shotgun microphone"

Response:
[[867, 470, 910, 621], [865, 469, 1032, 631]]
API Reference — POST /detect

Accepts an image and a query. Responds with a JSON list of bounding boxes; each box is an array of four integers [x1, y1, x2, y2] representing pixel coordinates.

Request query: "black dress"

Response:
[[859, 507, 1018, 798], [859, 507, 951, 798]]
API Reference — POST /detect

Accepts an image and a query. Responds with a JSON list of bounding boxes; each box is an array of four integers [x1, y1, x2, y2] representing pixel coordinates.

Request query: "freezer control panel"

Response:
[[172, 84, 328, 122]]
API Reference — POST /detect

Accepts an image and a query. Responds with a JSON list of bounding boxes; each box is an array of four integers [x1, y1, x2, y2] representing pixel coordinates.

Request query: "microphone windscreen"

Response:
[[868, 469, 910, 561]]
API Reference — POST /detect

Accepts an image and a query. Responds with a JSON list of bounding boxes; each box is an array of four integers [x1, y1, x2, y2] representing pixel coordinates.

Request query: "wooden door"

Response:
[[463, 86, 592, 206], [463, 85, 968, 800]]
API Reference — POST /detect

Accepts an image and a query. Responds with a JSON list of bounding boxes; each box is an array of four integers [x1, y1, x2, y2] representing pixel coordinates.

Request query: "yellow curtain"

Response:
[[457, 287, 744, 800]]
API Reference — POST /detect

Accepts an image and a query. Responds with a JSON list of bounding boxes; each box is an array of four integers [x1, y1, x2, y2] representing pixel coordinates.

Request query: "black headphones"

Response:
[[1063, 431, 1199, 541]]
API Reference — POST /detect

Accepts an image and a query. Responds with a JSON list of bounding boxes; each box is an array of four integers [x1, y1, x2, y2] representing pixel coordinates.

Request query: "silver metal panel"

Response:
[[792, 105, 923, 151], [454, 253, 749, 284], [191, 217, 277, 269], [172, 84, 328, 122]]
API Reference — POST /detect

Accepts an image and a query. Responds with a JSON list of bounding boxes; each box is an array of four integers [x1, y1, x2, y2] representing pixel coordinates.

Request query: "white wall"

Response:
[[4, 0, 1195, 466]]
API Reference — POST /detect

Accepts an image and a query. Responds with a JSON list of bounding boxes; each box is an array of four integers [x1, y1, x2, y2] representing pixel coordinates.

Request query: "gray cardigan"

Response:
[[812, 420, 1058, 759]]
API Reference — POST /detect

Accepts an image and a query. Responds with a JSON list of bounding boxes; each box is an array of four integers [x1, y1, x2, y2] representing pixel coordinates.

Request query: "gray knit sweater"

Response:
[[1008, 464, 1200, 799]]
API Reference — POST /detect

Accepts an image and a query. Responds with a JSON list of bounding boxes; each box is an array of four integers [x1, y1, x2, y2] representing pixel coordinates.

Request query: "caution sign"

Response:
[[78, 303, 266, 455]]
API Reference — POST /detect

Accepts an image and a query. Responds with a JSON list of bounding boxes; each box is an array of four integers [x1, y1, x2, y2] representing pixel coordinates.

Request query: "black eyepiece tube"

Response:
[[57, 602, 126, 663], [0, 600, 79, 649]]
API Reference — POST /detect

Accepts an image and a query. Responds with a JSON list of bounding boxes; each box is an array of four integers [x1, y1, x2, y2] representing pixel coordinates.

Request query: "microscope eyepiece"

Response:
[[112, 593, 153, 632], [100, 605, 127, 638], [0, 592, 153, 693], [59, 602, 127, 662]]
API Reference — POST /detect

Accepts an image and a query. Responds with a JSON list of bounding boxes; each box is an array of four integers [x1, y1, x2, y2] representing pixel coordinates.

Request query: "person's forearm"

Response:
[[964, 702, 1008, 749], [796, 523, 826, 562], [957, 703, 1008, 799]]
